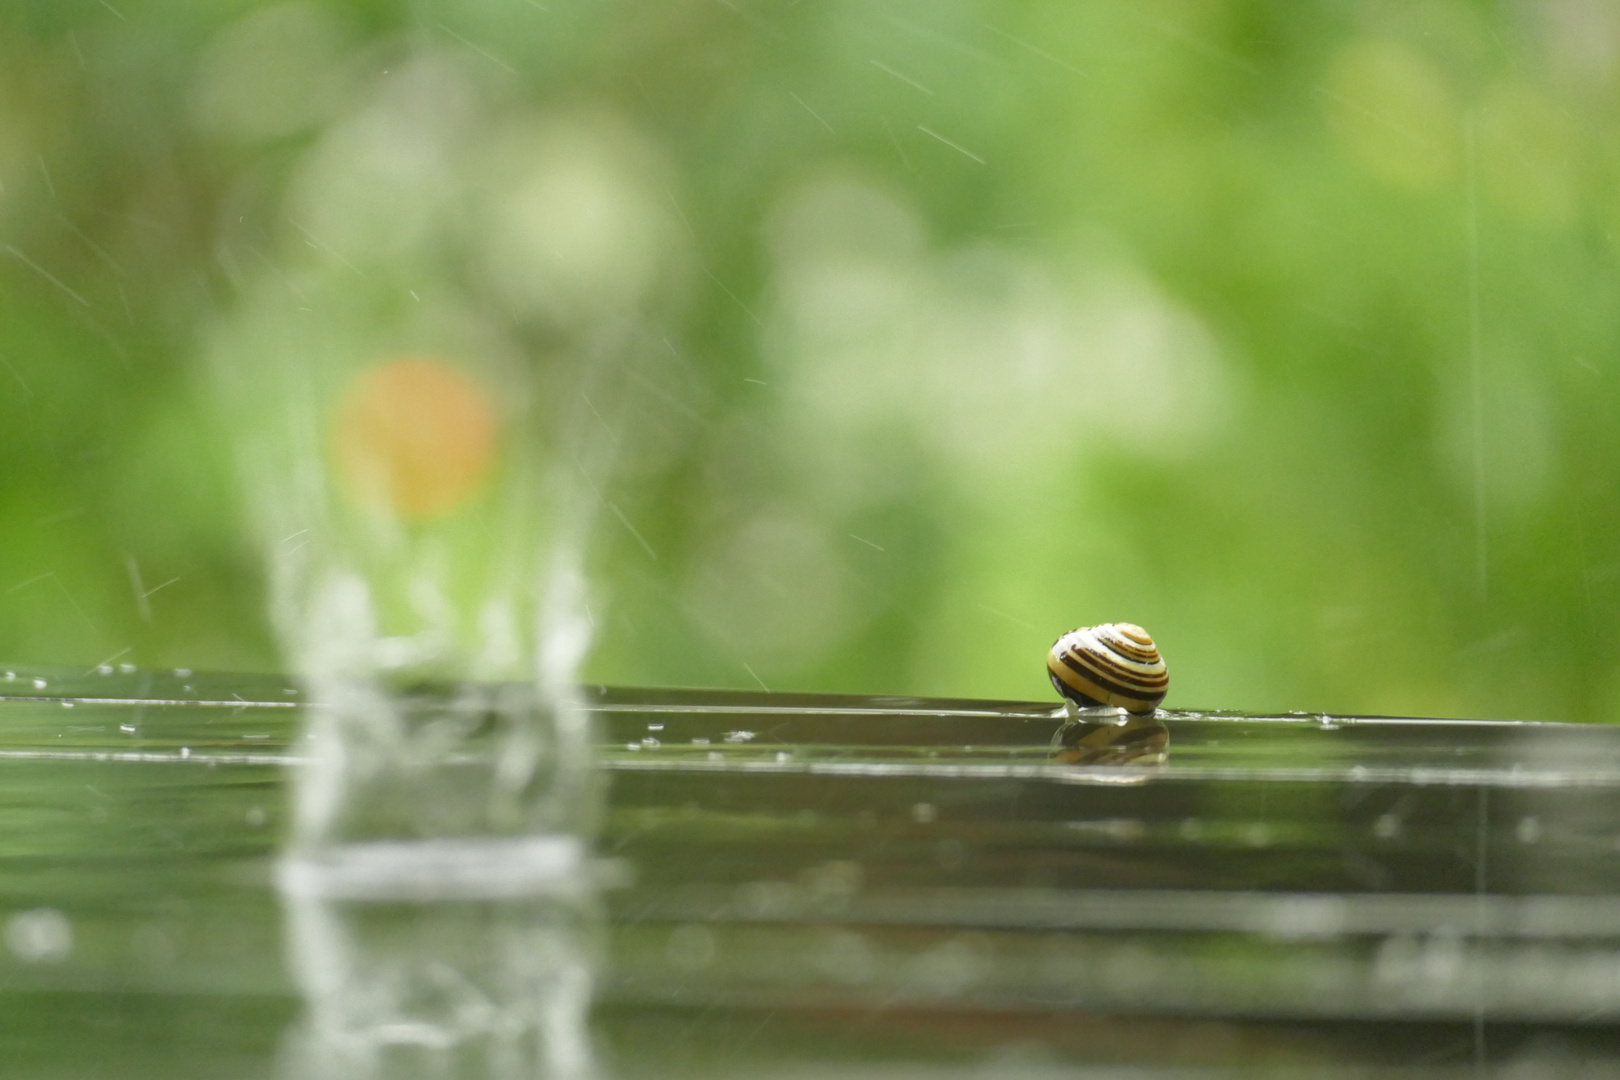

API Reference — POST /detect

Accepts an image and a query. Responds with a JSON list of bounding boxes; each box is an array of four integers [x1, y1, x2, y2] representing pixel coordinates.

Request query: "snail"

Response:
[[1047, 623, 1168, 716], [1047, 623, 1170, 767]]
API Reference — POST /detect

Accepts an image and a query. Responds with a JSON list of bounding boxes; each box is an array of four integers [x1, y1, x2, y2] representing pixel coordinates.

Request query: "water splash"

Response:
[[264, 516, 602, 1080], [209, 226, 608, 1080]]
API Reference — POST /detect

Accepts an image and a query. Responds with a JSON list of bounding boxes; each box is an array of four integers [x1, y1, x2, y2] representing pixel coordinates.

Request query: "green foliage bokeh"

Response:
[[2, 0, 1619, 721]]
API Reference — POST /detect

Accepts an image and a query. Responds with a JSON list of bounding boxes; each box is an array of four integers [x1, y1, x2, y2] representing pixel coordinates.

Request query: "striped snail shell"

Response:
[[1047, 623, 1168, 715]]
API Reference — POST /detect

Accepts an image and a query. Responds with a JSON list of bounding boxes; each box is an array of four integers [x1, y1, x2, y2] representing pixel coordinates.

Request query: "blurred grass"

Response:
[[1, 0, 1619, 720]]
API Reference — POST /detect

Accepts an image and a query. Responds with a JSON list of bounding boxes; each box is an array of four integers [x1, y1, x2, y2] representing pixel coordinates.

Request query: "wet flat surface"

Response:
[[3, 668, 1620, 1076]]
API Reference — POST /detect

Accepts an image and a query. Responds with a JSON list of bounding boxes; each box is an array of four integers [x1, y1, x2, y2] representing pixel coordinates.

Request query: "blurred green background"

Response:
[[1, 0, 1617, 720]]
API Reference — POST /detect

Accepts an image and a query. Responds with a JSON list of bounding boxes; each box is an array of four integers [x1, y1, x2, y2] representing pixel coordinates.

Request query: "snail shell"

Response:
[[1047, 623, 1168, 715]]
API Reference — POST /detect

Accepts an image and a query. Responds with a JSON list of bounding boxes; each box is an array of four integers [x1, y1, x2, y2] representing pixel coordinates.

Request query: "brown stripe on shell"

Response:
[[1097, 638, 1158, 665], [1053, 656, 1162, 704], [1092, 624, 1160, 664], [1058, 638, 1166, 691], [1047, 623, 1168, 713], [1115, 624, 1153, 646], [1052, 652, 1165, 705], [1064, 641, 1166, 688], [1049, 660, 1159, 707]]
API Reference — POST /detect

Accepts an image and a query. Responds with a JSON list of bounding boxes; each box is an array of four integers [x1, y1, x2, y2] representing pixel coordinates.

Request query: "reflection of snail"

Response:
[[1051, 710, 1169, 765], [1047, 623, 1168, 715], [1048, 623, 1169, 766]]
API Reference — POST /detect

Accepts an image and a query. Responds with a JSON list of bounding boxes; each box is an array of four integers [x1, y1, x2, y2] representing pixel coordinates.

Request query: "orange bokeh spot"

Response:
[[330, 357, 499, 520]]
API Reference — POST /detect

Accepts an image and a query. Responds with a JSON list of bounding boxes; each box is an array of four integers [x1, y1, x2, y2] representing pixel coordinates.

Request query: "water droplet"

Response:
[[180, 747, 191, 759], [118, 663, 136, 674], [641, 736, 660, 747], [723, 730, 755, 743], [1516, 816, 1542, 844], [647, 723, 664, 731], [912, 802, 937, 824], [96, 665, 113, 676], [691, 737, 710, 745], [32, 679, 47, 689], [1374, 813, 1402, 839], [60, 701, 73, 709], [119, 724, 136, 734], [173, 668, 192, 677]]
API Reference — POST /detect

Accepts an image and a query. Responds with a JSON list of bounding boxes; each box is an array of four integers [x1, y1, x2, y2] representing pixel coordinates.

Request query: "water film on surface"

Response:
[[5, 671, 1620, 1074]]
